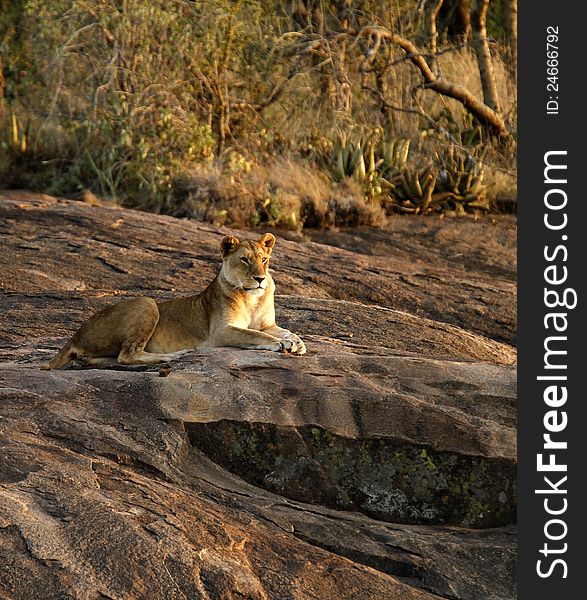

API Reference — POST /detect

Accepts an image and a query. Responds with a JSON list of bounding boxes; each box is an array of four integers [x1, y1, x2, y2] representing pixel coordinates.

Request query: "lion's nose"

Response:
[[253, 276, 265, 284]]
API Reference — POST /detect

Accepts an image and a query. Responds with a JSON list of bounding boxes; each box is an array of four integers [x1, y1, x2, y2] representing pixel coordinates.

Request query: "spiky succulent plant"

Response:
[[433, 146, 488, 212]]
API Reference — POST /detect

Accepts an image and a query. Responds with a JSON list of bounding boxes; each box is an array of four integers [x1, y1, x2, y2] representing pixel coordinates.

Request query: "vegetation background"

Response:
[[0, 0, 517, 230]]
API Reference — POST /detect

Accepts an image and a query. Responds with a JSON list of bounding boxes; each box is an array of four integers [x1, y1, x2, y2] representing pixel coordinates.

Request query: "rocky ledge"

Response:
[[0, 192, 517, 599]]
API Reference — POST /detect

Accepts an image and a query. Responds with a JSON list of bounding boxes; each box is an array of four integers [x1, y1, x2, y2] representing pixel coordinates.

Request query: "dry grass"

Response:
[[484, 164, 517, 212], [168, 156, 385, 230]]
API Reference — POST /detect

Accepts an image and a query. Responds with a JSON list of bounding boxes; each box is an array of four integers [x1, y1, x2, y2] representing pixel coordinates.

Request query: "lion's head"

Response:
[[220, 233, 275, 296]]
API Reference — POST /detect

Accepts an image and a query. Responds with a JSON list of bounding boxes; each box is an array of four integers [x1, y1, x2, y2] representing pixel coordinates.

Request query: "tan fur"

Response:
[[44, 233, 306, 369]]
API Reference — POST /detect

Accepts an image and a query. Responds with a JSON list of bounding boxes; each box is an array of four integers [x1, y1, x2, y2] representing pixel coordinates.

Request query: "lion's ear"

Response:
[[259, 232, 276, 252], [221, 235, 240, 257]]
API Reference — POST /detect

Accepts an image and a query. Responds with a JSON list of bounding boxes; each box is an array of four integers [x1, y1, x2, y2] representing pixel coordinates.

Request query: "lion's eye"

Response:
[[240, 257, 249, 264], [262, 257, 268, 264]]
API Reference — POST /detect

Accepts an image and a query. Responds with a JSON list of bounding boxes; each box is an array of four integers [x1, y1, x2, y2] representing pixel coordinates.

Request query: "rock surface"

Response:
[[0, 192, 517, 599]]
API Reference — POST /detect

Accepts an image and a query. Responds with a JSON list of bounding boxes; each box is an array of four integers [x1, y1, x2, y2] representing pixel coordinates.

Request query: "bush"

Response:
[[169, 156, 385, 230]]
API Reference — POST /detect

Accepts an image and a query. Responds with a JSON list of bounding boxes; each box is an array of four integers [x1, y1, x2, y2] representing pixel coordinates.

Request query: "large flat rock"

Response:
[[0, 192, 517, 599], [0, 191, 516, 345], [0, 370, 440, 600], [0, 362, 515, 600]]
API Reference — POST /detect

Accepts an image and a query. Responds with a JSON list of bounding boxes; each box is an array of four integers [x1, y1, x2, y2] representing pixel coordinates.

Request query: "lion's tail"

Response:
[[43, 340, 77, 370]]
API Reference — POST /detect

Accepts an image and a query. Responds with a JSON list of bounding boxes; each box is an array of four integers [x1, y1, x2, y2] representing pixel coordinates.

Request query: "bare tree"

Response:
[[257, 5, 510, 138], [502, 0, 517, 76], [421, 0, 445, 71], [333, 0, 354, 113], [351, 27, 508, 137], [471, 0, 501, 112]]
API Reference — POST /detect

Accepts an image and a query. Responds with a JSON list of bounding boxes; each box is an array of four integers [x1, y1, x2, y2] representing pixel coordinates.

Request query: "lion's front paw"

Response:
[[281, 332, 307, 355], [266, 340, 286, 353]]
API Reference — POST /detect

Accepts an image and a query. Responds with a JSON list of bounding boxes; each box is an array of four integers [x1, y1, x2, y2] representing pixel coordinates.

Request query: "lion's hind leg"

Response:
[[115, 298, 189, 365], [117, 348, 188, 366], [107, 298, 166, 366], [79, 356, 119, 368], [42, 296, 165, 370]]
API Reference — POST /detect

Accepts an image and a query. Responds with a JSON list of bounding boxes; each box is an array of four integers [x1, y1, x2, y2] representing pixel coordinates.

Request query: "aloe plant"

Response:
[[329, 135, 368, 182], [320, 134, 489, 216], [325, 132, 411, 199], [387, 165, 437, 214], [9, 112, 27, 153], [374, 137, 411, 179], [433, 146, 488, 212]]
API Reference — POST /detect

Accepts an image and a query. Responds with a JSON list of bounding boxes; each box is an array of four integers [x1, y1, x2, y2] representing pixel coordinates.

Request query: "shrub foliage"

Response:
[[0, 0, 517, 227]]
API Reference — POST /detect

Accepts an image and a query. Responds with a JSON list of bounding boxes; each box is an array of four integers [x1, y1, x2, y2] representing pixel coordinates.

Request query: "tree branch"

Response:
[[350, 27, 509, 137]]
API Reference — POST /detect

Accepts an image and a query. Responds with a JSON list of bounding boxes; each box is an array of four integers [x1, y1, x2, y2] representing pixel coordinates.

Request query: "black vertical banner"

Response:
[[518, 2, 587, 598]]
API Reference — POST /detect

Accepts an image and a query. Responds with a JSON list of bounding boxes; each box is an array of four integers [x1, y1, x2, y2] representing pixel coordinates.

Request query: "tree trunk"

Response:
[[502, 0, 517, 77], [470, 0, 501, 112], [422, 0, 444, 72], [438, 0, 471, 42], [333, 0, 353, 113]]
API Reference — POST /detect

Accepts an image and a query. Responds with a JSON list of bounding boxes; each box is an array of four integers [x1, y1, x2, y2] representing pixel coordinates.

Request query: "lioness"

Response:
[[45, 232, 306, 369]]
